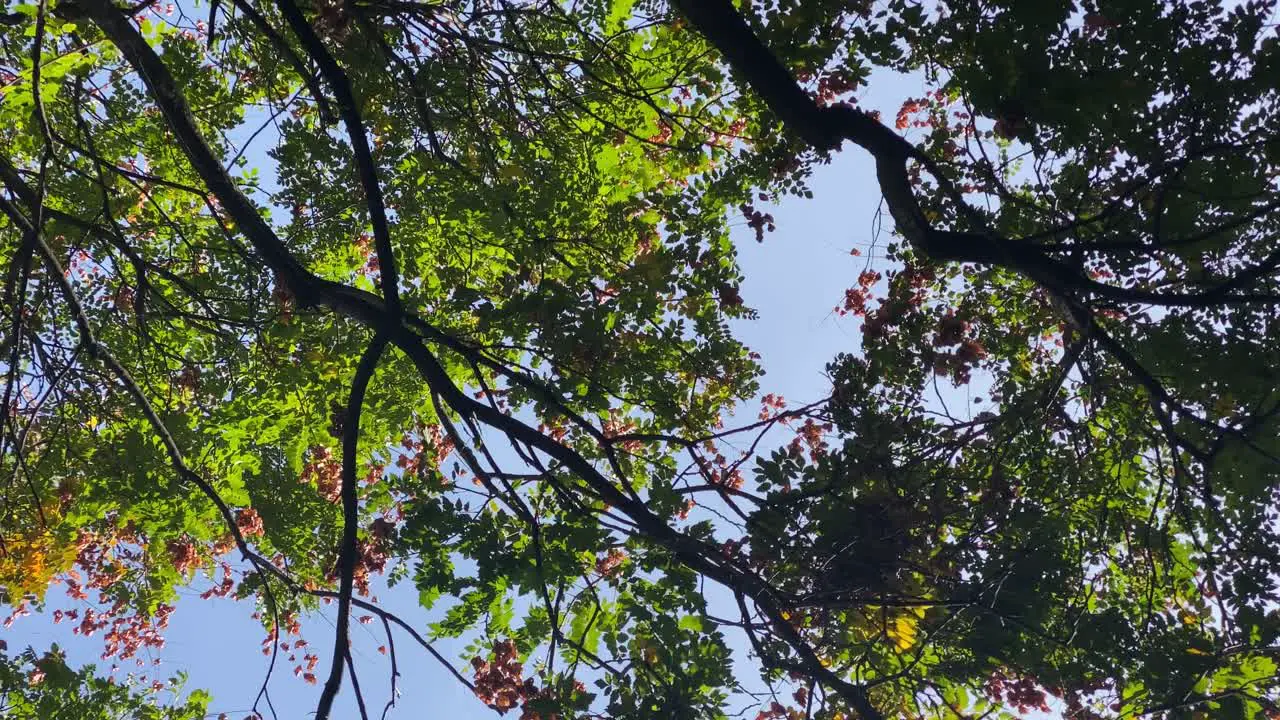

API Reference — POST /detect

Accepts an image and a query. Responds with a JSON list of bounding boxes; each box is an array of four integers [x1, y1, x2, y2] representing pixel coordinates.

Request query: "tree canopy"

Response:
[[2, 0, 1279, 718]]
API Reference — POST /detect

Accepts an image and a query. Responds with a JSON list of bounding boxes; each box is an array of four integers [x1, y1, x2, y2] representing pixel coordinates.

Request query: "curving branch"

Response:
[[1, 162, 296, 720], [0, 196, 258, 566]]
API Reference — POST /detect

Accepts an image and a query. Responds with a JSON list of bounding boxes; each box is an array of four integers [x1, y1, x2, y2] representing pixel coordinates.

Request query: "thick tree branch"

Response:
[[667, 0, 1088, 287], [274, 0, 402, 313], [316, 335, 386, 720], [669, 0, 1280, 310]]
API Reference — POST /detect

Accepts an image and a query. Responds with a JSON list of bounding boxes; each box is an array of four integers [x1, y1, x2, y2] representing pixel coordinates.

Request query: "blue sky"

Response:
[[2, 64, 951, 718]]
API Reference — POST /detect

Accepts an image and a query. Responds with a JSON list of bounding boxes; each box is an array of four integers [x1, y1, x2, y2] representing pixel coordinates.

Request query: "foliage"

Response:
[[1, 0, 1278, 718], [0, 642, 210, 719]]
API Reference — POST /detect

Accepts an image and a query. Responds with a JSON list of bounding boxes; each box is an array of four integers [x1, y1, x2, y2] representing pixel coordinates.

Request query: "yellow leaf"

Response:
[[887, 614, 918, 652]]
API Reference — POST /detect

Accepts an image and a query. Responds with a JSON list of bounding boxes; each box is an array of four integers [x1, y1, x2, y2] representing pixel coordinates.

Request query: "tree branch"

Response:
[[315, 335, 386, 720], [274, 0, 402, 313]]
